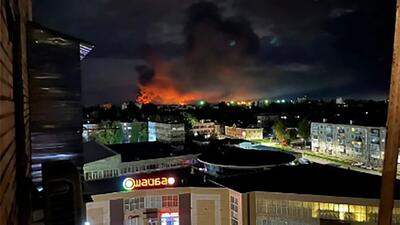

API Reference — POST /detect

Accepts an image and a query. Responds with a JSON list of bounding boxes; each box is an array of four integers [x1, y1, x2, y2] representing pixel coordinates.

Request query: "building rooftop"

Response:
[[198, 148, 295, 168], [28, 22, 94, 60], [84, 140, 398, 200], [83, 141, 117, 163], [212, 163, 400, 199], [84, 162, 399, 200], [106, 142, 199, 162]]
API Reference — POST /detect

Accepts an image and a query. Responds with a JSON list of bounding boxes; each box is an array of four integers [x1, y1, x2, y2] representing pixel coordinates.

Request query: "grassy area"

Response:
[[253, 139, 274, 144], [302, 151, 352, 165]]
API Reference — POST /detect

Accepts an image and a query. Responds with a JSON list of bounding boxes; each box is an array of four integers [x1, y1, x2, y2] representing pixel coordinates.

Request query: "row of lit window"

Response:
[[124, 195, 179, 211], [85, 160, 191, 180], [231, 196, 239, 225], [85, 169, 118, 180], [256, 199, 400, 223]]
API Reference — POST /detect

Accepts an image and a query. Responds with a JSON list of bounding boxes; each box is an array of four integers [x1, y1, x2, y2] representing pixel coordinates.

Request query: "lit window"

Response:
[[125, 197, 145, 211], [231, 196, 239, 225], [145, 196, 162, 208], [162, 195, 178, 208]]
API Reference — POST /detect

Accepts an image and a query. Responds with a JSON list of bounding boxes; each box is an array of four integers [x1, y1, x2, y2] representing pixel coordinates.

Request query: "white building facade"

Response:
[[148, 121, 185, 143], [191, 121, 221, 138], [311, 122, 386, 167]]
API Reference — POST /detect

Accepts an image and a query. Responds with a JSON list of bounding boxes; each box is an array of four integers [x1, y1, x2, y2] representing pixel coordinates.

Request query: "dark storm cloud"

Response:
[[34, 0, 397, 104]]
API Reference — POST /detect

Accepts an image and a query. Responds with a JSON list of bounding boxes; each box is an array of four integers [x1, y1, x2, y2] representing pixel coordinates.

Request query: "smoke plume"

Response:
[[136, 1, 262, 104]]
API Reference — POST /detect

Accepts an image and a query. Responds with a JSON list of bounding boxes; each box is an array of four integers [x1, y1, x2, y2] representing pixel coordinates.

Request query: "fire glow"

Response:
[[122, 176, 176, 191], [136, 60, 204, 105], [134, 2, 263, 105]]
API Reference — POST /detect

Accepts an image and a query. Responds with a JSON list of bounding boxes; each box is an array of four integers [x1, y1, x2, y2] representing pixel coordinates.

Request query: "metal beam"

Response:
[[378, 1, 400, 224]]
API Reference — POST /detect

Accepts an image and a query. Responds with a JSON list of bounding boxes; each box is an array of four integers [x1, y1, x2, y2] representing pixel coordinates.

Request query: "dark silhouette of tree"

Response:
[[272, 120, 290, 145]]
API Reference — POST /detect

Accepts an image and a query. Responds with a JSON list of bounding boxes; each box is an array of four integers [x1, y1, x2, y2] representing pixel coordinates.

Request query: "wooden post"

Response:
[[378, 1, 400, 224]]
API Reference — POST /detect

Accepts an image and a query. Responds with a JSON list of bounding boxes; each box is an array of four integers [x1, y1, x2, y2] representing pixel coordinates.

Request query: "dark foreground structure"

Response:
[[27, 22, 93, 183]]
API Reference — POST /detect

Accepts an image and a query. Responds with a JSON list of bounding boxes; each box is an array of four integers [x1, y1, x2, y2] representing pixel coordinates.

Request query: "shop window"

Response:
[[162, 195, 178, 208]]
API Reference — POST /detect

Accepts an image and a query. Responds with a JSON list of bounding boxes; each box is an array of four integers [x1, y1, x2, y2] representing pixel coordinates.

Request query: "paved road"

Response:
[[257, 141, 400, 179], [302, 154, 400, 179]]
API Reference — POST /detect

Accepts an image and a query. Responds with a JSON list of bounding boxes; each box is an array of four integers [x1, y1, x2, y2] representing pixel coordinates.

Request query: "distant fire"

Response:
[[136, 60, 204, 105], [135, 1, 262, 105]]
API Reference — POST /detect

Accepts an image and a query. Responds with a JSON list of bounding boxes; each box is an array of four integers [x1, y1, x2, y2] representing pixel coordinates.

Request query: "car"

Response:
[[351, 162, 364, 167], [359, 164, 373, 170], [364, 166, 373, 170], [298, 158, 311, 165]]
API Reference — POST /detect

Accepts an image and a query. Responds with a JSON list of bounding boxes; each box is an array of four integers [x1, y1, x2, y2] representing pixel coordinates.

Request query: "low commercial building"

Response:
[[83, 142, 198, 181], [249, 191, 400, 225], [225, 125, 263, 140], [311, 122, 387, 166], [85, 164, 400, 225], [148, 121, 185, 143], [87, 186, 241, 225]]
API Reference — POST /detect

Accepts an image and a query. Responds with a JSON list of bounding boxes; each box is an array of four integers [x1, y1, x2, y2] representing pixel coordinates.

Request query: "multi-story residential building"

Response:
[[225, 125, 263, 140], [27, 22, 93, 183], [191, 120, 221, 138], [148, 121, 185, 143], [0, 1, 32, 224], [83, 142, 198, 181], [311, 122, 387, 167]]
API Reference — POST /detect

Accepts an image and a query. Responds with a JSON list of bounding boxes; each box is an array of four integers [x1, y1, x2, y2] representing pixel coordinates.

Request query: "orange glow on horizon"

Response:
[[136, 61, 204, 104]]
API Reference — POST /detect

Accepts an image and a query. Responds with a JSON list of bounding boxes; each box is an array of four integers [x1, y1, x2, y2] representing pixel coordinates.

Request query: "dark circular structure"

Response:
[[198, 148, 295, 169]]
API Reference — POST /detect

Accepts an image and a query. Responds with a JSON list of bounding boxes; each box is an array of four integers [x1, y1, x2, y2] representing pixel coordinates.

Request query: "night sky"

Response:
[[33, 0, 396, 105]]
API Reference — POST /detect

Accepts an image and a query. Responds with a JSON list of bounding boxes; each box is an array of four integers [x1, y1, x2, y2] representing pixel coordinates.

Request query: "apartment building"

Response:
[[311, 122, 387, 166], [148, 121, 185, 143]]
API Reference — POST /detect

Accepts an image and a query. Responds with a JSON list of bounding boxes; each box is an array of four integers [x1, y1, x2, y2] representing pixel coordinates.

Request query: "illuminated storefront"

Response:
[[86, 187, 240, 225], [253, 192, 400, 225], [160, 212, 179, 225]]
